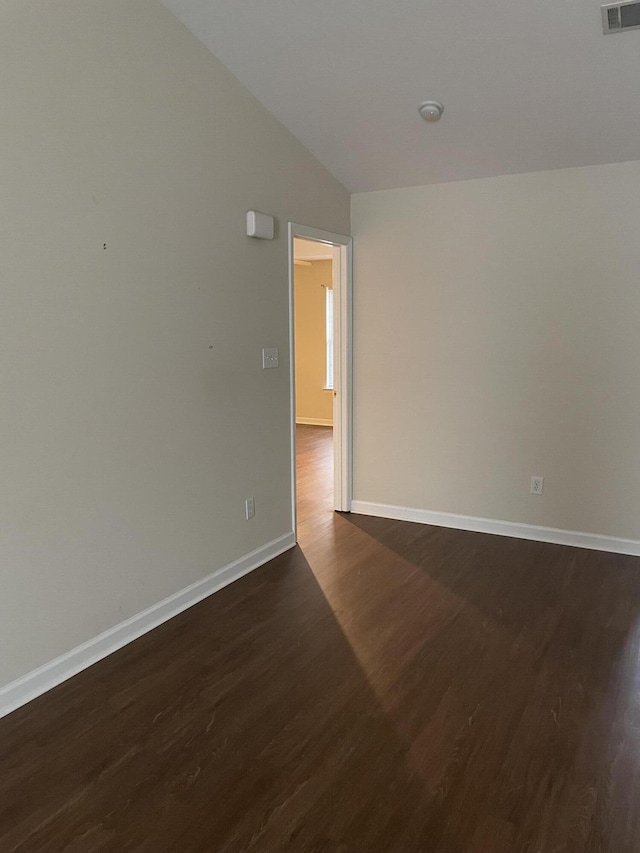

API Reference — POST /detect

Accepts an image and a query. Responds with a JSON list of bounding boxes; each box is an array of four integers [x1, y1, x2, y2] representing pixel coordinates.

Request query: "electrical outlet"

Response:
[[530, 476, 544, 495], [245, 496, 255, 520]]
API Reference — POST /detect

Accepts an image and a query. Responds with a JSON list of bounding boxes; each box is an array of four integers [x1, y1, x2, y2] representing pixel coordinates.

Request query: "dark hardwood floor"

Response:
[[2, 423, 640, 850]]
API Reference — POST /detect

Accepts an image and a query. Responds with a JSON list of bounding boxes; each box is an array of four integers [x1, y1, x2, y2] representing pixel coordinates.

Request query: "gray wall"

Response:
[[0, 1, 349, 687]]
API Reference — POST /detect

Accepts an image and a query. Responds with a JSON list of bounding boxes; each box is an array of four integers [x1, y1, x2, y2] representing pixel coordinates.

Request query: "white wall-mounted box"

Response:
[[246, 210, 274, 240]]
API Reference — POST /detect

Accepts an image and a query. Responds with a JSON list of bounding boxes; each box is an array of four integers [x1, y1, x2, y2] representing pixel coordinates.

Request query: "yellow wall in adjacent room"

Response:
[[295, 260, 333, 425]]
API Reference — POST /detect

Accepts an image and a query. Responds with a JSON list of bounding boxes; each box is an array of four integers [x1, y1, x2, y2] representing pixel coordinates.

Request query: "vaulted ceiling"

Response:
[[162, 0, 640, 192]]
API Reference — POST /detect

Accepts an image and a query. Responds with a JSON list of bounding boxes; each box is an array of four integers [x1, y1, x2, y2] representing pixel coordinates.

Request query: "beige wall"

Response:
[[0, 1, 349, 688], [352, 161, 640, 541], [295, 261, 333, 424]]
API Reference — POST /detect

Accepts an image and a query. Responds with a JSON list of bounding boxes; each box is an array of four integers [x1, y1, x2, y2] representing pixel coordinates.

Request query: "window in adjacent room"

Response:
[[325, 286, 334, 390]]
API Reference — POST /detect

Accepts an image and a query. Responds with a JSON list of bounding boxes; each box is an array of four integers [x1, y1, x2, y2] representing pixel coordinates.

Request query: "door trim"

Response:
[[288, 222, 353, 537]]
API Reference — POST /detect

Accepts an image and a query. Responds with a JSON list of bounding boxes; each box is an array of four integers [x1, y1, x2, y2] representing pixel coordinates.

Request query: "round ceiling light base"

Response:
[[418, 100, 444, 122]]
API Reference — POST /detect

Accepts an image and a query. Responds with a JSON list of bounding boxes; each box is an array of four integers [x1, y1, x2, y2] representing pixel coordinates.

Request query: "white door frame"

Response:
[[288, 222, 353, 536]]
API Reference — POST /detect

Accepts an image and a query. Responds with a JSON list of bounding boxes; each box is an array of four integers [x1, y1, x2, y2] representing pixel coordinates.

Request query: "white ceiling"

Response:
[[162, 0, 640, 193], [294, 238, 332, 261]]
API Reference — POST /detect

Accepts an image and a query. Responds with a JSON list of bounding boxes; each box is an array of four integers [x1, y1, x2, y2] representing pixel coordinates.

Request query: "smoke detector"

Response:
[[418, 101, 444, 122], [602, 1, 640, 33]]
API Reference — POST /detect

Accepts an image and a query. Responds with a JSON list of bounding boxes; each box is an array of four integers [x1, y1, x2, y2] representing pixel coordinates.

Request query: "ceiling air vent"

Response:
[[602, 1, 640, 33]]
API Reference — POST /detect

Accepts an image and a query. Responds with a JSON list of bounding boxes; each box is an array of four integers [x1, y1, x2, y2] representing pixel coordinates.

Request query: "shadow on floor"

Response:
[[336, 511, 640, 851]]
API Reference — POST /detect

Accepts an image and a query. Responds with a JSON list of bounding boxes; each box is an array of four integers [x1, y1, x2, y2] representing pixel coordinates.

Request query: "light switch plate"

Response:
[[262, 347, 279, 369]]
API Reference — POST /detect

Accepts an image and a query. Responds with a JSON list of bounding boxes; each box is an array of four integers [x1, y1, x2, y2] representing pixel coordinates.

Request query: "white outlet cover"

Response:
[[530, 476, 544, 494], [245, 496, 255, 520]]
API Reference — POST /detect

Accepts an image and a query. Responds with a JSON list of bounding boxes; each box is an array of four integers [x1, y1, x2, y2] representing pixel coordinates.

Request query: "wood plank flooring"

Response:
[[2, 424, 640, 850]]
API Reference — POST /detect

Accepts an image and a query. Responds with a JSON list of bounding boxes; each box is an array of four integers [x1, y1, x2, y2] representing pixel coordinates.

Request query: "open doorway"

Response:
[[293, 238, 334, 531], [288, 223, 352, 540]]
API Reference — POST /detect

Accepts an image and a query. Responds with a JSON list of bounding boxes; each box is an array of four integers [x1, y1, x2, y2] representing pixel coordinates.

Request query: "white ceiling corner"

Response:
[[162, 0, 640, 192], [294, 238, 333, 261]]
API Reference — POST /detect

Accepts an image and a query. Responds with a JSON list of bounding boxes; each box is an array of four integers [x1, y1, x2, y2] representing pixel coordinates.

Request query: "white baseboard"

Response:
[[0, 532, 296, 720], [296, 418, 333, 427], [351, 501, 640, 557]]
